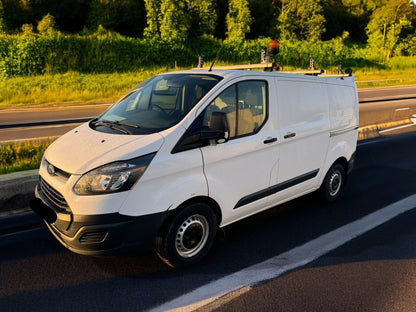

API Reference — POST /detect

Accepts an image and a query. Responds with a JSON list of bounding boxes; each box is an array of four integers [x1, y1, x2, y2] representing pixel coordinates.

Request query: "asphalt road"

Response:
[[1, 131, 415, 311], [214, 211, 416, 312], [0, 86, 415, 142]]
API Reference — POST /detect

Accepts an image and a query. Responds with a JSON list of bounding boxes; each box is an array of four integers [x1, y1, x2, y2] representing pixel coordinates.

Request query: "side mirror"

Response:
[[200, 111, 230, 144]]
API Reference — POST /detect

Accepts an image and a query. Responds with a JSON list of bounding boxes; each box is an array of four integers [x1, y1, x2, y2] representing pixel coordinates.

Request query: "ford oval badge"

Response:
[[47, 164, 56, 176]]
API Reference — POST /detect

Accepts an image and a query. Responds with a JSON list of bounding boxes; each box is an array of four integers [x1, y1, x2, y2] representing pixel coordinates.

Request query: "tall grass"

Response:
[[354, 66, 416, 87], [0, 140, 52, 174], [0, 68, 168, 107]]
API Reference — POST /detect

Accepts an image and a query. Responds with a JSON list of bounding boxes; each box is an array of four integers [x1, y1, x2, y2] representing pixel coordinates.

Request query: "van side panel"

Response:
[[272, 78, 330, 199], [320, 79, 358, 179], [327, 81, 359, 134], [119, 127, 208, 217]]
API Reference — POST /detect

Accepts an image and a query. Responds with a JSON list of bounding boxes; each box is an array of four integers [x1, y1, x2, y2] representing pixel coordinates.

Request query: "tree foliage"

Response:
[[278, 0, 326, 42], [87, 0, 146, 37], [143, 0, 161, 38], [0, 0, 415, 70], [144, 0, 216, 41], [0, 0, 5, 32], [226, 0, 253, 42], [37, 13, 56, 35], [366, 0, 413, 61], [247, 0, 277, 39]]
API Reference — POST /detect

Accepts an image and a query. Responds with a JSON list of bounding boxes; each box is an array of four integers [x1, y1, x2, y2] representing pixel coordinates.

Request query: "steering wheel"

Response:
[[150, 104, 169, 116]]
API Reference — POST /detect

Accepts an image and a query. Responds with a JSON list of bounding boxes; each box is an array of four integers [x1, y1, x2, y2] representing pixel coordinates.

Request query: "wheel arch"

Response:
[[330, 156, 349, 185], [157, 196, 222, 238]]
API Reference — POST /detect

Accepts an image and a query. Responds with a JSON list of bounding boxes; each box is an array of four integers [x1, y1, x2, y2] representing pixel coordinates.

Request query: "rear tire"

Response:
[[320, 163, 346, 202], [155, 203, 217, 268]]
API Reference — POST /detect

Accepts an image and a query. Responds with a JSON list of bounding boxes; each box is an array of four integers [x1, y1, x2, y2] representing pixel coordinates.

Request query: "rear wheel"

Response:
[[155, 203, 217, 268], [320, 163, 346, 202]]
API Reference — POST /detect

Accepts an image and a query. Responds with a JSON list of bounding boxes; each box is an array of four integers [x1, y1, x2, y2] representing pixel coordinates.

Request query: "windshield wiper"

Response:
[[112, 120, 140, 129], [91, 119, 132, 134]]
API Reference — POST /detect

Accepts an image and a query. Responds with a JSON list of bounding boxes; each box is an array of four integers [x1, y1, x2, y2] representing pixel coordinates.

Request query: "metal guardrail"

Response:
[[0, 117, 93, 130], [0, 95, 415, 130], [358, 96, 416, 104]]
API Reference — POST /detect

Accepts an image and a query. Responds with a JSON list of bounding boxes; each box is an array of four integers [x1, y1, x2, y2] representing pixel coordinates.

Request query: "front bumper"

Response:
[[30, 184, 168, 256]]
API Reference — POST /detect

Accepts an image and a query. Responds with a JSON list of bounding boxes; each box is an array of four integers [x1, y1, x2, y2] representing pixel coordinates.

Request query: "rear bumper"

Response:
[[30, 184, 168, 256]]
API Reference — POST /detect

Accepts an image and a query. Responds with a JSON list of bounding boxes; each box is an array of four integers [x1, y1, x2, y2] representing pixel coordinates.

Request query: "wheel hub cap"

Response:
[[175, 215, 209, 258]]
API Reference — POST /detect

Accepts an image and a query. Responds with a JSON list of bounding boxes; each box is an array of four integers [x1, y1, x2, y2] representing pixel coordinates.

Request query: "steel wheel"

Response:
[[320, 163, 346, 202], [175, 214, 209, 258], [328, 169, 342, 197], [155, 203, 217, 268]]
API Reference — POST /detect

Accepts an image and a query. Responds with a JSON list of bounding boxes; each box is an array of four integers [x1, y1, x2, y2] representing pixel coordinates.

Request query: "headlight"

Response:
[[73, 153, 156, 195]]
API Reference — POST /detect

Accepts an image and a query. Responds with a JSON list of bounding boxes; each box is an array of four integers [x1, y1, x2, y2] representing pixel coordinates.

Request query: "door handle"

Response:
[[264, 137, 278, 144], [284, 132, 296, 139]]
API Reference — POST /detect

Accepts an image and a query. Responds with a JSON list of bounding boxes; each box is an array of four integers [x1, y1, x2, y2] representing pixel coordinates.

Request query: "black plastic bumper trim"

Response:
[[31, 184, 169, 255], [234, 169, 319, 209]]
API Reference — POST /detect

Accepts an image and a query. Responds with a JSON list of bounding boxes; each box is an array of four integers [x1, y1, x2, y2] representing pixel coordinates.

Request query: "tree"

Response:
[[247, 0, 277, 38], [144, 0, 161, 38], [186, 0, 216, 39], [145, 0, 216, 41], [88, 0, 146, 37], [278, 0, 326, 42], [226, 0, 253, 41], [37, 13, 56, 35], [0, 0, 6, 32], [366, 0, 413, 61], [159, 0, 189, 41]]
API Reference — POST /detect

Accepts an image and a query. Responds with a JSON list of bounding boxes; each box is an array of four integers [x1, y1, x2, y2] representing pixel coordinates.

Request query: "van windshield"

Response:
[[91, 74, 223, 135]]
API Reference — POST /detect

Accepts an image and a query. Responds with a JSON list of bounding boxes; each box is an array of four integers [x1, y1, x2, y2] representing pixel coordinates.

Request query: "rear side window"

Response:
[[204, 80, 268, 138]]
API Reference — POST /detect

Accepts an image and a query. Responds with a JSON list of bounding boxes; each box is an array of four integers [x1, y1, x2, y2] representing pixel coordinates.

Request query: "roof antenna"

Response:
[[209, 44, 223, 72]]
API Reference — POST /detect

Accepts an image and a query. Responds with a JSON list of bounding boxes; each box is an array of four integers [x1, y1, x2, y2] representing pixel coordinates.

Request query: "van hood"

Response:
[[44, 123, 164, 174]]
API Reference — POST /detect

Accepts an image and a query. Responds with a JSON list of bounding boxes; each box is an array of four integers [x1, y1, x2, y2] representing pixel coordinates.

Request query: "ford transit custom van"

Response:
[[31, 68, 358, 268]]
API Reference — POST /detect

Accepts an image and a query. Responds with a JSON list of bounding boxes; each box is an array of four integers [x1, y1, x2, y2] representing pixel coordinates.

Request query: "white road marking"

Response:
[[379, 115, 416, 134], [379, 124, 415, 134], [148, 194, 416, 312], [395, 107, 410, 111]]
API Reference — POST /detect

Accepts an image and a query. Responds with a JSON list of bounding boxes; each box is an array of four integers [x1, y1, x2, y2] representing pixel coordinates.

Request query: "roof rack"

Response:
[[193, 43, 353, 77], [193, 63, 352, 77]]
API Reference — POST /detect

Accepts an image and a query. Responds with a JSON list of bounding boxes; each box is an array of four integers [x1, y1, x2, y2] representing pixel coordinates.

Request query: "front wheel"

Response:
[[320, 163, 346, 202], [155, 203, 217, 268]]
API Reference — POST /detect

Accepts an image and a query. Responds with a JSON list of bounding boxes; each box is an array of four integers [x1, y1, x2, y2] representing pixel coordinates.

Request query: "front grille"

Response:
[[79, 231, 108, 244], [40, 177, 70, 212]]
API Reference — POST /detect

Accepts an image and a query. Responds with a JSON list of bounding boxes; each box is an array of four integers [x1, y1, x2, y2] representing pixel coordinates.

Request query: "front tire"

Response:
[[320, 163, 346, 202], [155, 203, 217, 268]]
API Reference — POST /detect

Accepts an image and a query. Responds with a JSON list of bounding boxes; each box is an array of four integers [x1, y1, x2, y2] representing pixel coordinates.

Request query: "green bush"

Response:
[[0, 31, 415, 78]]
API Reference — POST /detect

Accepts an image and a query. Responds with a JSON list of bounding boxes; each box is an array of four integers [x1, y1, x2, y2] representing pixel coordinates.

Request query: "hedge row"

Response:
[[0, 32, 383, 77]]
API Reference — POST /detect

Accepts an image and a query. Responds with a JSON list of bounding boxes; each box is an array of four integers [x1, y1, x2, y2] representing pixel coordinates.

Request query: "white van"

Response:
[[31, 68, 358, 267]]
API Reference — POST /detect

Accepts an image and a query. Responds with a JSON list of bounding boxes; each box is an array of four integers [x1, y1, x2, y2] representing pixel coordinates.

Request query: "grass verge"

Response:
[[0, 140, 52, 174], [0, 67, 170, 108]]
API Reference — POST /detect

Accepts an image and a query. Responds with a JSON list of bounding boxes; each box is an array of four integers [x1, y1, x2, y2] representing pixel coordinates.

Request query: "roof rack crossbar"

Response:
[[193, 63, 273, 70], [192, 63, 352, 77]]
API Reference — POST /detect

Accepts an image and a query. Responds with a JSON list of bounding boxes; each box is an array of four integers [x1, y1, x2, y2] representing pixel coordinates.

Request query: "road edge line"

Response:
[[148, 194, 416, 312]]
